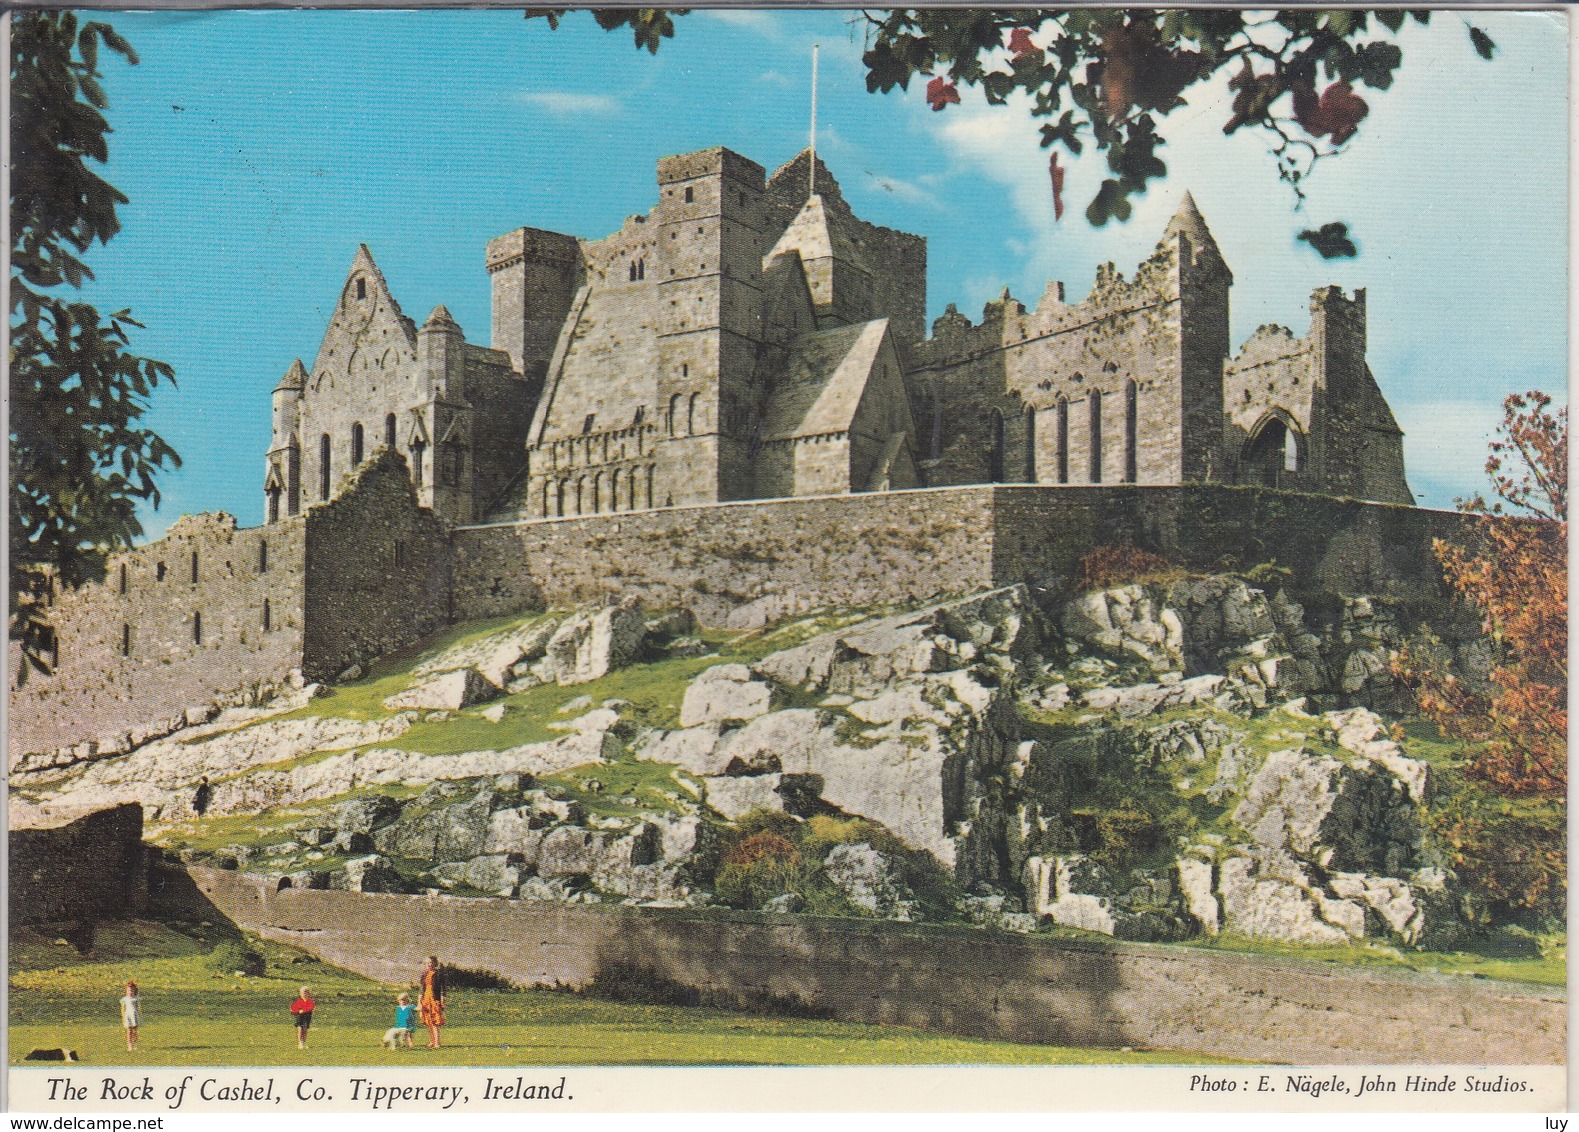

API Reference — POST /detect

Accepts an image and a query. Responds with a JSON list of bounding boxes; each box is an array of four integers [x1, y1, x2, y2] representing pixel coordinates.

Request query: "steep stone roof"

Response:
[[766, 194, 868, 273], [423, 304, 461, 332], [1161, 191, 1226, 266], [760, 319, 890, 441], [275, 358, 307, 392]]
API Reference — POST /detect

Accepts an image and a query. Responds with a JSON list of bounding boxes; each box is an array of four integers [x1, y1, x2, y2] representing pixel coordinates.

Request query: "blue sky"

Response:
[[72, 8, 1568, 535]]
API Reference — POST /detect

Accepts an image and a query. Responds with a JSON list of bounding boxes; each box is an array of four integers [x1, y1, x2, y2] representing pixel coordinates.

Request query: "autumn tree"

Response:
[[529, 8, 1499, 257], [10, 12, 179, 679], [1402, 391, 1566, 919]]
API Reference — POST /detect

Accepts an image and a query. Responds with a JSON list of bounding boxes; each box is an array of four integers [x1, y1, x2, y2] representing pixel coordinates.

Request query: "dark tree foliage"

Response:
[[10, 12, 179, 680], [529, 8, 1499, 257]]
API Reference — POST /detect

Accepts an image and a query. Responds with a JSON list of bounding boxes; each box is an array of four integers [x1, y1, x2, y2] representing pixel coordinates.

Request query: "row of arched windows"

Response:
[[540, 466, 657, 518], [997, 380, 1142, 486], [667, 393, 700, 437]]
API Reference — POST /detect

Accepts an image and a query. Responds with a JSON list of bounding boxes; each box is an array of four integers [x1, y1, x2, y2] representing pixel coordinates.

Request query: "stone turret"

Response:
[[265, 359, 307, 521], [1161, 192, 1232, 482], [419, 305, 465, 402]]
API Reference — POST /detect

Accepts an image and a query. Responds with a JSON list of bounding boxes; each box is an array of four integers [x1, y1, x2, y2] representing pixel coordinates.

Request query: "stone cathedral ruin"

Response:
[[12, 145, 1416, 763]]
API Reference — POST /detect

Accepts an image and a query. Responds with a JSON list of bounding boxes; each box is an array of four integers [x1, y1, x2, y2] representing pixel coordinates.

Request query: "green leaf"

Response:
[[1469, 26, 1498, 62]]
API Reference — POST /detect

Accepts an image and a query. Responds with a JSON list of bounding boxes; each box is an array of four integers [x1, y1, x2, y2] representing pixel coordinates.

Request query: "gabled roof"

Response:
[[1160, 191, 1228, 272], [760, 319, 891, 441], [766, 194, 868, 273]]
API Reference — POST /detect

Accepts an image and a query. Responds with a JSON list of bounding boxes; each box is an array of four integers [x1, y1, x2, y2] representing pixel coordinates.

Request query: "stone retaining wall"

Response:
[[185, 865, 1562, 1066], [11, 804, 147, 925]]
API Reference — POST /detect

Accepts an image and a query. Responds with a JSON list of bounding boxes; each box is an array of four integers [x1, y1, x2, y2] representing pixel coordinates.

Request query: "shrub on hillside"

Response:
[[1078, 544, 1181, 590], [714, 832, 803, 909], [207, 939, 265, 977]]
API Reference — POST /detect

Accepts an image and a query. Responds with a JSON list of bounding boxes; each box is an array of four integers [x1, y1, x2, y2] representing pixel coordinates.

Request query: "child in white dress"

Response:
[[120, 981, 141, 1052]]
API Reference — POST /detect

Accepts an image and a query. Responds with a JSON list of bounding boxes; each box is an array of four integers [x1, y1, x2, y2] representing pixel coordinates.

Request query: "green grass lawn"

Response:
[[10, 923, 1230, 1067]]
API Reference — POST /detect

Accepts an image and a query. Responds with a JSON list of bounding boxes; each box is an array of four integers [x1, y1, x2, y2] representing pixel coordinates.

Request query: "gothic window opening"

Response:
[[286, 443, 301, 515], [1056, 398, 1069, 483], [629, 261, 637, 282], [119, 564, 128, 595], [633, 406, 644, 428], [262, 599, 272, 632], [267, 486, 281, 524], [575, 478, 585, 515], [411, 440, 426, 488], [193, 611, 203, 646], [555, 479, 566, 517], [685, 186, 694, 203], [190, 551, 199, 584], [156, 562, 166, 582], [687, 394, 698, 435], [542, 480, 551, 518], [1088, 390, 1103, 483], [668, 395, 680, 437], [351, 422, 365, 467], [121, 624, 131, 658], [385, 413, 397, 450], [320, 434, 332, 499], [356, 277, 366, 300], [1243, 416, 1304, 488], [987, 410, 1006, 483], [583, 413, 596, 435], [1124, 380, 1139, 483], [259, 539, 268, 573], [1025, 407, 1037, 482], [645, 466, 655, 509]]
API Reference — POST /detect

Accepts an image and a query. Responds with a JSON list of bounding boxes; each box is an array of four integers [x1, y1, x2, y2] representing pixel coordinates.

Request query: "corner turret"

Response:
[[419, 305, 466, 402]]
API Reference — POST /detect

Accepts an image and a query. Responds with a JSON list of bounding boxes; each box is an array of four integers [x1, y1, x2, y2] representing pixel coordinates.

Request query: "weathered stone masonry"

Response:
[[185, 865, 1564, 1065], [13, 480, 1464, 765]]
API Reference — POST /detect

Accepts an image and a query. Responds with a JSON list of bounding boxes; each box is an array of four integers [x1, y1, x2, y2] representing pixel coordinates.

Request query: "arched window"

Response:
[[351, 422, 365, 466], [541, 480, 551, 518], [1056, 398, 1070, 484], [1124, 380, 1139, 484], [555, 479, 566, 517], [286, 442, 301, 515], [629, 261, 638, 282], [628, 470, 639, 510], [190, 551, 199, 584], [1025, 407, 1037, 482], [987, 411, 1006, 483], [410, 441, 426, 488], [668, 394, 680, 437], [574, 478, 585, 516], [192, 611, 203, 646], [385, 413, 397, 450], [1088, 390, 1103, 483], [593, 471, 605, 514], [319, 434, 332, 499], [645, 466, 655, 509], [687, 393, 698, 435], [262, 599, 272, 632], [258, 539, 268, 574], [156, 561, 166, 582], [267, 486, 281, 524], [356, 277, 367, 300], [121, 623, 131, 658], [119, 564, 128, 595]]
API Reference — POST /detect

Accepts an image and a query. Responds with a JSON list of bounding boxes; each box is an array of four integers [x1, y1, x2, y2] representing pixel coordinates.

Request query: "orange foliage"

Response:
[[722, 832, 799, 868], [1410, 392, 1567, 798], [1078, 543, 1178, 591]]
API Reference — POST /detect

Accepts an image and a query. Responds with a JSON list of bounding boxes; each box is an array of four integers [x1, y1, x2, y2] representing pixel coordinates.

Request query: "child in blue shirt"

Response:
[[381, 993, 417, 1049]]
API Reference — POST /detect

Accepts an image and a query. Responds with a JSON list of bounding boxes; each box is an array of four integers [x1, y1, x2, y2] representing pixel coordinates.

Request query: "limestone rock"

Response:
[[635, 724, 731, 777], [703, 773, 786, 820], [332, 855, 408, 894], [680, 665, 777, 726], [1215, 854, 1347, 945], [823, 842, 918, 920], [545, 598, 646, 685], [372, 788, 504, 861], [1323, 707, 1429, 803], [326, 794, 402, 836], [1176, 856, 1219, 935], [382, 669, 501, 713]]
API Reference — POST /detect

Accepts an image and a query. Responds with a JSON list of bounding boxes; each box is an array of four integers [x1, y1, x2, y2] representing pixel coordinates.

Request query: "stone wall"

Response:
[[453, 487, 1000, 628], [184, 865, 1564, 1065], [8, 512, 308, 763], [11, 804, 147, 925], [301, 448, 453, 681], [454, 484, 1463, 631]]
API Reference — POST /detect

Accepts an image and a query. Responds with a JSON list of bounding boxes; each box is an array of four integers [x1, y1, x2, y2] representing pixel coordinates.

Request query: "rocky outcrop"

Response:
[[543, 597, 647, 685], [382, 668, 501, 712]]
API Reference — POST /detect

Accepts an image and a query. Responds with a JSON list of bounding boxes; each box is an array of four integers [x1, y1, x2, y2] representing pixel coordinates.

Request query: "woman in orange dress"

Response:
[[417, 955, 446, 1049]]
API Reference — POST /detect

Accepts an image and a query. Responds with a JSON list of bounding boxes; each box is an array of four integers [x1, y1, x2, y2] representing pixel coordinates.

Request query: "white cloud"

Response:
[[515, 91, 621, 116], [701, 10, 782, 37]]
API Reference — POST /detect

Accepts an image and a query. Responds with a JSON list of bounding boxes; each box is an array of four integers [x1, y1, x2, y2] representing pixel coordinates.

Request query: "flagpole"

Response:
[[809, 43, 819, 200]]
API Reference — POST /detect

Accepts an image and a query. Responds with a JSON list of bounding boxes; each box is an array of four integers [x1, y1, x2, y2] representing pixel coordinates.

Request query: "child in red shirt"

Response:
[[290, 987, 315, 1050]]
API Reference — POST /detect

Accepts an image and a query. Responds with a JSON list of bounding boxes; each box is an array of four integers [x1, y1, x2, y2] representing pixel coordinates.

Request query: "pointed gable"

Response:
[[310, 244, 419, 391], [762, 319, 901, 442]]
